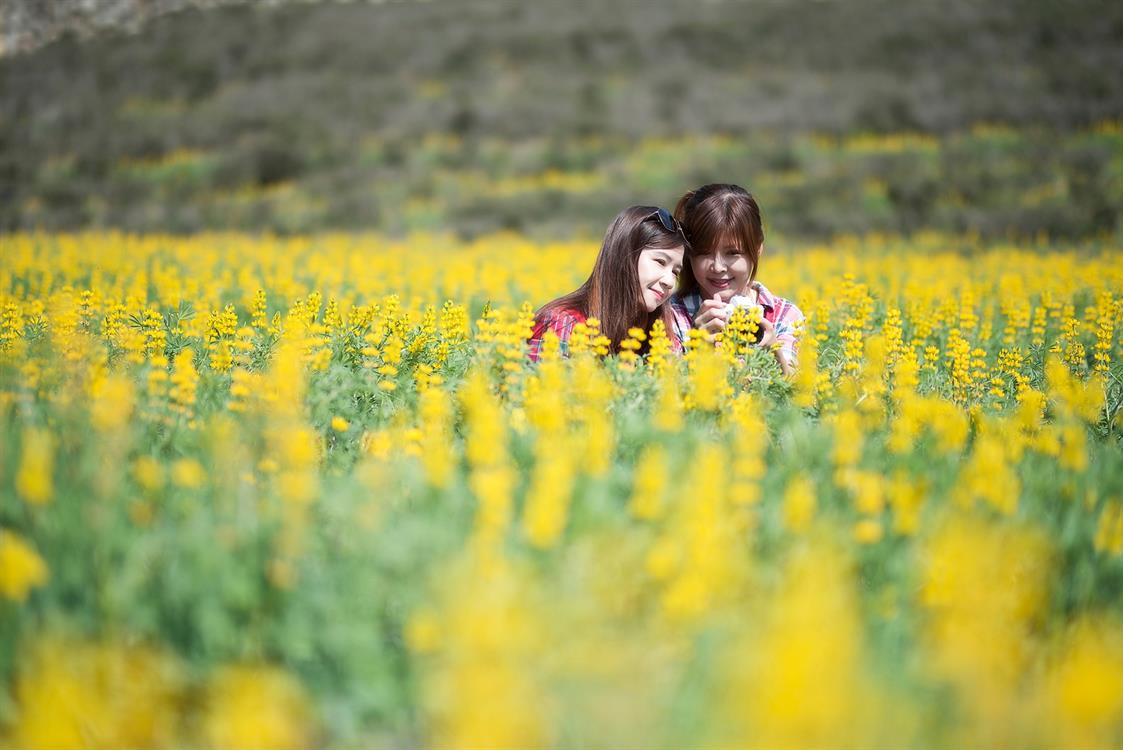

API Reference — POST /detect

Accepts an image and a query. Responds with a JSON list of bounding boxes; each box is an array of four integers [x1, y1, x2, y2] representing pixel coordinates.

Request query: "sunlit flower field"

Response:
[[1, 231, 1122, 748]]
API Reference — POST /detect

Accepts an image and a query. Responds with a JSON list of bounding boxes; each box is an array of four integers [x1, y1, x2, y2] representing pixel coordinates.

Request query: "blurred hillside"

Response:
[[0, 0, 223, 55], [2, 0, 1122, 238]]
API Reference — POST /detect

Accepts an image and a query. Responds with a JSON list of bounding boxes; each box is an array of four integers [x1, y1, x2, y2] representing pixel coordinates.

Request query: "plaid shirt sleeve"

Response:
[[757, 283, 805, 358], [527, 309, 582, 362], [667, 299, 692, 354]]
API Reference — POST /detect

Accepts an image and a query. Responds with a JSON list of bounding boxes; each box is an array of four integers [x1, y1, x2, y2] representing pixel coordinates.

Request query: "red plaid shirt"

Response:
[[669, 281, 804, 358], [527, 307, 690, 362]]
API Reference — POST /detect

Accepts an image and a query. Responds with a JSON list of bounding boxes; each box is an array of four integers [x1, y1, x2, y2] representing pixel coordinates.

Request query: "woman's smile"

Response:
[[691, 243, 752, 301], [643, 282, 672, 310]]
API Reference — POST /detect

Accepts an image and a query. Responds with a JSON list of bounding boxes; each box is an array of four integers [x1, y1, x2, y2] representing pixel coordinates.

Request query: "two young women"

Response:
[[528, 184, 803, 374]]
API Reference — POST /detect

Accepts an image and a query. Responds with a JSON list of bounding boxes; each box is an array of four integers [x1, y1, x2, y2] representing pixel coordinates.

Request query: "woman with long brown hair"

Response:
[[669, 183, 804, 375], [527, 206, 691, 361]]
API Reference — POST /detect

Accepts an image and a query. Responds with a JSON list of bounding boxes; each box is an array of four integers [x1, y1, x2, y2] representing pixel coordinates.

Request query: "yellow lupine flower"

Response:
[[10, 638, 181, 750], [15, 427, 53, 505], [170, 457, 206, 489], [0, 529, 49, 601], [714, 540, 890, 748], [653, 374, 684, 432], [202, 665, 313, 750], [853, 518, 883, 544], [1041, 618, 1123, 749], [1095, 500, 1123, 556], [89, 373, 135, 432], [418, 386, 454, 488], [629, 444, 669, 520], [133, 455, 165, 492], [830, 410, 863, 467], [523, 450, 575, 548], [783, 476, 817, 533]]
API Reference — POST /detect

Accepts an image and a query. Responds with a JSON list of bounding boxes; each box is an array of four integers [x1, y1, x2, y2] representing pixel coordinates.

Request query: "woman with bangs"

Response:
[[527, 206, 692, 362], [669, 183, 804, 375]]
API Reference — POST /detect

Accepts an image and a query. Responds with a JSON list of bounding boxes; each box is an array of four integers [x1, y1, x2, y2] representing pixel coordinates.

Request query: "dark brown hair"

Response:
[[535, 205, 688, 354], [673, 184, 764, 296]]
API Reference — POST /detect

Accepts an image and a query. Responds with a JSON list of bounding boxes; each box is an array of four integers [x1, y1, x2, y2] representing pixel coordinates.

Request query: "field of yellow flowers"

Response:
[[1, 230, 1122, 749]]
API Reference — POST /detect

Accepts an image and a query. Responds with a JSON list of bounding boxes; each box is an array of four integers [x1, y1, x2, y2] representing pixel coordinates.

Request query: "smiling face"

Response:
[[637, 244, 685, 312], [690, 233, 754, 303]]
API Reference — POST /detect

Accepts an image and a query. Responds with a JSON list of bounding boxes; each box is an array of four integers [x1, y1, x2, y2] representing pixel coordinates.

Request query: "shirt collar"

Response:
[[752, 280, 777, 313]]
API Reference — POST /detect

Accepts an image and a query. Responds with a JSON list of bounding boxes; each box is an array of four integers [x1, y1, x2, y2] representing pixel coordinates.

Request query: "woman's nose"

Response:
[[712, 254, 728, 272]]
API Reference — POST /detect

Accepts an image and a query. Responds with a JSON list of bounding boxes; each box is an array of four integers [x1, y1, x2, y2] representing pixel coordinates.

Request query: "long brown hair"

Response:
[[673, 184, 764, 297], [535, 206, 688, 354]]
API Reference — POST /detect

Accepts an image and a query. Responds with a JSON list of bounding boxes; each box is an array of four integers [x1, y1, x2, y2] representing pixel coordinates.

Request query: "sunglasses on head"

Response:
[[649, 207, 682, 235]]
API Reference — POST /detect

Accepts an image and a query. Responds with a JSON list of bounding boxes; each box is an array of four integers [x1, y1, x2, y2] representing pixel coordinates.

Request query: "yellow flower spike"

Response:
[[646, 318, 673, 373], [629, 444, 670, 521], [653, 372, 684, 432], [10, 637, 183, 750], [0, 529, 49, 601], [417, 386, 454, 489], [522, 446, 575, 549], [791, 324, 821, 408], [88, 375, 134, 433], [362, 430, 392, 459], [853, 518, 884, 544], [1094, 500, 1123, 556], [830, 409, 863, 467], [919, 513, 1053, 725], [1040, 617, 1123, 749], [16, 427, 54, 505], [711, 537, 892, 748], [251, 288, 269, 330], [202, 664, 313, 750], [645, 536, 682, 581], [659, 442, 742, 623], [888, 473, 926, 536], [687, 342, 727, 412], [782, 476, 817, 533], [133, 455, 165, 492], [170, 458, 206, 489]]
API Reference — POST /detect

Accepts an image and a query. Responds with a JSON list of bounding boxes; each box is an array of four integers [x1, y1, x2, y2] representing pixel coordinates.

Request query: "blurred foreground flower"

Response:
[[0, 529, 48, 601], [202, 665, 314, 750], [15, 427, 53, 504], [7, 638, 181, 749]]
